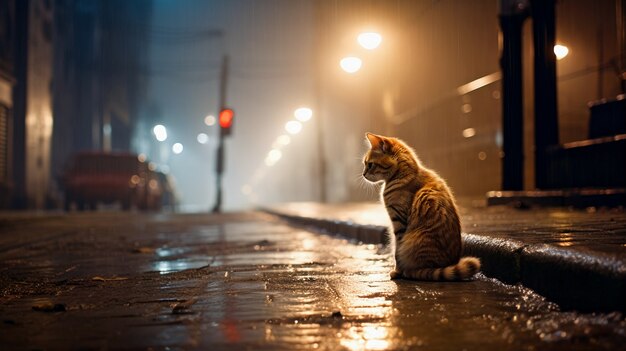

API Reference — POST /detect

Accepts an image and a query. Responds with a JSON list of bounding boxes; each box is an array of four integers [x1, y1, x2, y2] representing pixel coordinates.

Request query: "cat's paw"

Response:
[[390, 270, 401, 280]]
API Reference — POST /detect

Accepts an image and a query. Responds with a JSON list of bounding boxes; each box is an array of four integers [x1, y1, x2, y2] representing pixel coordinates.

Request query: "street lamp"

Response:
[[153, 124, 167, 142], [265, 149, 282, 166], [172, 143, 183, 154], [340, 32, 383, 74], [273, 135, 291, 148], [340, 56, 362, 73], [294, 107, 313, 122], [357, 32, 382, 50], [554, 44, 569, 60], [204, 115, 216, 126], [197, 133, 209, 144], [285, 120, 303, 135]]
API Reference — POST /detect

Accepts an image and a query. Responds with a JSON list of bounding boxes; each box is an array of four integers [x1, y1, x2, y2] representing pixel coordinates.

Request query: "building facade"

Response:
[[0, 0, 16, 208], [314, 0, 624, 202], [50, 0, 152, 206], [0, 0, 152, 209]]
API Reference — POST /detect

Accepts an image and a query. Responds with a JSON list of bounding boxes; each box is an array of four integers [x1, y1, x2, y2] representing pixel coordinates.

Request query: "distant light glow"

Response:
[[554, 44, 569, 60], [478, 151, 487, 160], [461, 104, 472, 113], [265, 149, 282, 166], [495, 131, 503, 147], [357, 32, 382, 50], [103, 123, 112, 135], [137, 153, 147, 163], [197, 133, 209, 144], [204, 115, 216, 126], [172, 143, 184, 154], [340, 57, 362, 73], [130, 175, 140, 185], [148, 162, 157, 171], [274, 135, 291, 147], [285, 120, 303, 135], [294, 107, 313, 122], [153, 125, 167, 142], [241, 184, 252, 195], [462, 128, 476, 138]]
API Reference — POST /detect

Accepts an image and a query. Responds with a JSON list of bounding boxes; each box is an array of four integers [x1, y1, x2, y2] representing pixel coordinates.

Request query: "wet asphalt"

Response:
[[266, 202, 626, 313], [0, 211, 624, 350]]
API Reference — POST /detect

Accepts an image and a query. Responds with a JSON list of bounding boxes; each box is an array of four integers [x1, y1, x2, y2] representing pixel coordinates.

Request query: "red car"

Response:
[[63, 152, 157, 211]]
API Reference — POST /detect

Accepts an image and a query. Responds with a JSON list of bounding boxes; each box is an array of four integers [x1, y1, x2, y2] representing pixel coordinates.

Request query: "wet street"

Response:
[[0, 212, 624, 350]]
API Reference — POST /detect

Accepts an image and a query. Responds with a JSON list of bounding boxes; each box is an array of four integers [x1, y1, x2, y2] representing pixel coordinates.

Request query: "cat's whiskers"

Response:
[[353, 171, 376, 198]]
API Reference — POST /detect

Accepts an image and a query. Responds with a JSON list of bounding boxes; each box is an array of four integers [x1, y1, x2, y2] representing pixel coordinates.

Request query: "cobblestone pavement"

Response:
[[0, 212, 624, 350]]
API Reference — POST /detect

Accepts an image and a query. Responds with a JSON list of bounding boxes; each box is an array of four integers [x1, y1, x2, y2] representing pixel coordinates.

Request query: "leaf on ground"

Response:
[[92, 276, 128, 282], [32, 303, 66, 312], [132, 247, 155, 254], [172, 298, 198, 314]]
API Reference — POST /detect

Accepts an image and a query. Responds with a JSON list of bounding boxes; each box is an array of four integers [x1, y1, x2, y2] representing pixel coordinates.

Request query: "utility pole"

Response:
[[212, 55, 229, 213]]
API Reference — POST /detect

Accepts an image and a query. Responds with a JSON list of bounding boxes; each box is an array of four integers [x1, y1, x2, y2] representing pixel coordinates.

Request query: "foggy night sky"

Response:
[[143, 0, 316, 211]]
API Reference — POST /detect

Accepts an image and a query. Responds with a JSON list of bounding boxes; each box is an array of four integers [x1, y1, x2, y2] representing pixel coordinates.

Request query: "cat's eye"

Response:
[[367, 162, 374, 170]]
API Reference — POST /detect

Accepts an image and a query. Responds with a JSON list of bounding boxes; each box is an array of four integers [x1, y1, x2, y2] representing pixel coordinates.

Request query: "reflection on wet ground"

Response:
[[274, 202, 626, 258], [0, 212, 624, 350]]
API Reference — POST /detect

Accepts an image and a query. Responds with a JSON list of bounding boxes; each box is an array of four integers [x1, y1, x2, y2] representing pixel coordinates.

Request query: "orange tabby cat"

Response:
[[362, 133, 480, 281]]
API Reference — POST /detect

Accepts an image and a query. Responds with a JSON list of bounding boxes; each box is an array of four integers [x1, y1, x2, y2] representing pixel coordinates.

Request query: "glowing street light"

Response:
[[197, 133, 209, 144], [172, 143, 184, 154], [204, 115, 216, 126], [340, 57, 362, 73], [554, 44, 569, 60], [273, 135, 291, 148], [462, 128, 476, 138], [153, 124, 167, 142], [285, 120, 303, 135], [294, 107, 313, 122], [265, 149, 282, 166], [241, 184, 252, 195], [357, 32, 382, 50]]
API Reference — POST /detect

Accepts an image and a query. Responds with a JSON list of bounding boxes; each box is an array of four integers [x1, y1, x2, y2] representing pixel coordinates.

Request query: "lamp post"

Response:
[[212, 54, 230, 213], [340, 31, 383, 132]]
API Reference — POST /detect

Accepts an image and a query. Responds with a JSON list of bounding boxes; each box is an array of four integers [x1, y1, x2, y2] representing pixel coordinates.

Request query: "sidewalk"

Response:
[[1, 211, 625, 350], [264, 202, 626, 313]]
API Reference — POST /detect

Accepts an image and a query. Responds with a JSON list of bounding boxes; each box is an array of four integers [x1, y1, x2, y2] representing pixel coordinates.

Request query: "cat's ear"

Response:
[[366, 133, 390, 153]]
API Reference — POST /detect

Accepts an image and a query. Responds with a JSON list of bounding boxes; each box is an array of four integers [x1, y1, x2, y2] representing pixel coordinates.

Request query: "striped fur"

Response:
[[362, 133, 481, 281]]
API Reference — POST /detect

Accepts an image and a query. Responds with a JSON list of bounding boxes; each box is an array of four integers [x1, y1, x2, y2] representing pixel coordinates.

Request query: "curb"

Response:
[[264, 208, 626, 313]]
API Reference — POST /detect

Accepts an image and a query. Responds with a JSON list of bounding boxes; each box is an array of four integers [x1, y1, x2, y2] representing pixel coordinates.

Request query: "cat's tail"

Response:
[[403, 257, 481, 281]]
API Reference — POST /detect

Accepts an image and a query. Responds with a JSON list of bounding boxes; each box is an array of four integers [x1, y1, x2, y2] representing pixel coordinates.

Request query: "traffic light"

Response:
[[219, 108, 234, 136]]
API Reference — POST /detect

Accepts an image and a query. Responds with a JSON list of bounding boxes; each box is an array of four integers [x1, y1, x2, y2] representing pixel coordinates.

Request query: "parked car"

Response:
[[142, 168, 177, 211], [63, 151, 159, 211], [155, 171, 178, 211]]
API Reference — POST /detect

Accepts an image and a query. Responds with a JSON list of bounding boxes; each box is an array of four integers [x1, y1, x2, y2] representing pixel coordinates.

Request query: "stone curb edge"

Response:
[[263, 208, 626, 314]]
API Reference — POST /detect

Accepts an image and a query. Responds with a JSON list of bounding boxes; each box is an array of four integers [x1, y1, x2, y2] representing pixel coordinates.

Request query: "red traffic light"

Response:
[[219, 108, 234, 129]]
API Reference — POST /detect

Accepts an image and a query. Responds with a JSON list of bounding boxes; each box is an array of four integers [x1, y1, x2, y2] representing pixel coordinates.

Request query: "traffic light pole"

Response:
[[212, 55, 229, 213]]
